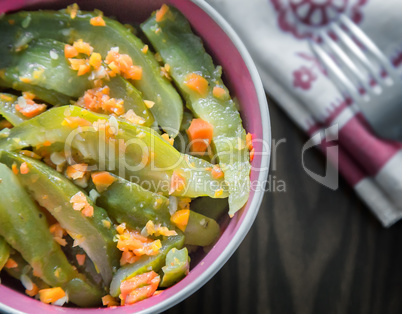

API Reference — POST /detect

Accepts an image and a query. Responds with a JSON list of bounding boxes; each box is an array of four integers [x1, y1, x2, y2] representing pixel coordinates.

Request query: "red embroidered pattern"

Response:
[[270, 0, 367, 39]]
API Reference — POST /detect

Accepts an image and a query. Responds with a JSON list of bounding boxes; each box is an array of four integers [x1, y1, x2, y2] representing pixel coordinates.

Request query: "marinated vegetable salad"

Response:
[[0, 4, 254, 308]]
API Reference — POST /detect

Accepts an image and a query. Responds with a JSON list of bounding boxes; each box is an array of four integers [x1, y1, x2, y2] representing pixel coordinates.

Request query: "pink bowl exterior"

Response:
[[0, 0, 271, 313]]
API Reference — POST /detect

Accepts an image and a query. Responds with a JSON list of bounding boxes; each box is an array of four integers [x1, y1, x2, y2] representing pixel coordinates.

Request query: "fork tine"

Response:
[[339, 15, 398, 82], [320, 29, 373, 94], [330, 22, 384, 86], [309, 39, 362, 102]]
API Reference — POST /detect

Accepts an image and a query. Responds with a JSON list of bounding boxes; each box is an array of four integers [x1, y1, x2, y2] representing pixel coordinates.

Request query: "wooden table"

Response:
[[167, 97, 402, 314]]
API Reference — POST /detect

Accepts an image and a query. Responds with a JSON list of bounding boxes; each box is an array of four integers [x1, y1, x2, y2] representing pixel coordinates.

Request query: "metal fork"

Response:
[[309, 15, 402, 141]]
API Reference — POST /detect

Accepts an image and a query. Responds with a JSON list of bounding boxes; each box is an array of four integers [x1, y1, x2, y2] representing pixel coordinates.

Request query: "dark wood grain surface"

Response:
[[166, 97, 402, 314]]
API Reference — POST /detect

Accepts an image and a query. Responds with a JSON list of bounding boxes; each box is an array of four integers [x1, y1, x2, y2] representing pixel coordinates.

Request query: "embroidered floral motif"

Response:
[[292, 52, 325, 90], [270, 0, 367, 39], [293, 66, 316, 89]]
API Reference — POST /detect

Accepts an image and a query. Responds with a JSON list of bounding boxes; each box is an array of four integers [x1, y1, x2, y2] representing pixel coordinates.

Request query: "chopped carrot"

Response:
[[144, 220, 177, 237], [42, 140, 52, 147], [77, 64, 91, 76], [126, 65, 143, 80], [70, 191, 94, 217], [91, 171, 116, 193], [76, 254, 86, 266], [115, 223, 161, 257], [246, 133, 254, 161], [19, 162, 29, 174], [107, 61, 120, 75], [39, 287, 66, 304], [119, 271, 160, 305], [105, 50, 119, 66], [25, 283, 39, 297], [153, 226, 177, 237], [15, 102, 46, 118], [116, 223, 126, 235], [68, 58, 87, 70], [66, 163, 87, 180], [62, 116, 92, 128], [102, 295, 119, 307], [32, 265, 43, 278], [156, 4, 170, 22], [184, 73, 209, 97], [170, 209, 190, 232], [49, 223, 67, 245], [246, 133, 253, 150], [77, 86, 125, 116], [186, 118, 213, 153], [250, 148, 255, 162], [73, 39, 93, 56], [120, 251, 140, 266], [93, 79, 103, 88], [19, 77, 32, 83], [5, 258, 18, 269], [105, 49, 143, 80], [89, 52, 102, 69], [211, 165, 224, 179], [161, 133, 174, 145], [11, 163, 19, 175], [22, 91, 35, 100], [54, 237, 67, 247], [64, 44, 78, 58], [15, 97, 47, 118], [121, 109, 145, 125], [213, 86, 227, 99], [169, 170, 185, 194], [81, 205, 94, 217], [117, 228, 161, 257], [70, 163, 88, 173], [49, 222, 67, 238], [90, 15, 106, 26]]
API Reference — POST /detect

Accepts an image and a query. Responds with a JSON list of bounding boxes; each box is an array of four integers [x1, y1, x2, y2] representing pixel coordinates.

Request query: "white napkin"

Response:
[[205, 0, 402, 227]]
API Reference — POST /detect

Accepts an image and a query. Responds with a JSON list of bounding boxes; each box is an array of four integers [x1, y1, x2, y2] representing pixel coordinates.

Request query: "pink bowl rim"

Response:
[[0, 0, 271, 313]]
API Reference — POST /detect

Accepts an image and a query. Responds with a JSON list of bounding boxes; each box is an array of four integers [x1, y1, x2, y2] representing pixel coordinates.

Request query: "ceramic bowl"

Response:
[[0, 0, 271, 313]]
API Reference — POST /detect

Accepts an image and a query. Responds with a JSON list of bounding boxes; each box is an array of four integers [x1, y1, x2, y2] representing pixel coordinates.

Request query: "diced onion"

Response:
[[168, 196, 178, 216], [50, 152, 66, 166], [49, 49, 59, 60], [89, 189, 100, 202], [108, 116, 118, 134], [20, 274, 34, 291], [53, 294, 69, 306], [17, 96, 27, 109]]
